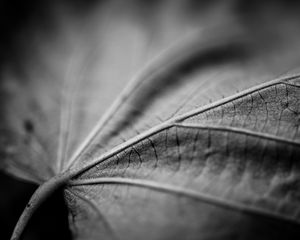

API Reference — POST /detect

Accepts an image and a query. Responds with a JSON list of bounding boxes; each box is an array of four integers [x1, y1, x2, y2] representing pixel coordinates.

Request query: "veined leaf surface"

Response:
[[1, 1, 300, 239]]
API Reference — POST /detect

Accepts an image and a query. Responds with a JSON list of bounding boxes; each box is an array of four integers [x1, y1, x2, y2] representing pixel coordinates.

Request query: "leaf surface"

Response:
[[1, 1, 300, 240]]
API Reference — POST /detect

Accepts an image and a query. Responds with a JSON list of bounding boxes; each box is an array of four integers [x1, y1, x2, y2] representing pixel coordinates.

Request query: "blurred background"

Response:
[[0, 1, 79, 239]]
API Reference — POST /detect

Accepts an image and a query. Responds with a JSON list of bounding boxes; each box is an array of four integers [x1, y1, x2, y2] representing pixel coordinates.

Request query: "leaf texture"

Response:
[[1, 1, 300, 240]]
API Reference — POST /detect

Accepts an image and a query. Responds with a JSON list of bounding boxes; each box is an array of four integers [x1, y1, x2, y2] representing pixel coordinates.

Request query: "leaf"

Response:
[[1, 1, 300, 240]]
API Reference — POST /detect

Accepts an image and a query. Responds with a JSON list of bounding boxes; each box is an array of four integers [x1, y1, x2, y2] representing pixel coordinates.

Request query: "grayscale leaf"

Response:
[[1, 1, 300, 240]]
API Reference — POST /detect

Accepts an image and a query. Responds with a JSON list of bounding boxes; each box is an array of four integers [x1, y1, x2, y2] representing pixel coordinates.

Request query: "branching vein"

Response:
[[69, 177, 300, 225]]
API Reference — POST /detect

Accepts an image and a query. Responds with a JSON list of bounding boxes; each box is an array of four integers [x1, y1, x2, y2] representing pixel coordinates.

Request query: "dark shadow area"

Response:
[[0, 0, 99, 72]]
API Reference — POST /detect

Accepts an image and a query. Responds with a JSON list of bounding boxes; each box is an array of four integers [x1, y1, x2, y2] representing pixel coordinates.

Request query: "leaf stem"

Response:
[[10, 171, 71, 240]]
